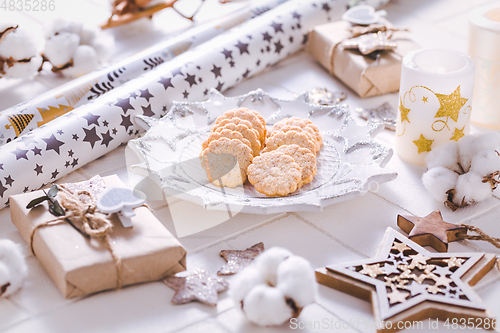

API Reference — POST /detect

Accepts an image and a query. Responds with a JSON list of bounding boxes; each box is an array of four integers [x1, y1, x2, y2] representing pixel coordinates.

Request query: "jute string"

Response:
[[461, 223, 500, 271], [29, 186, 123, 289]]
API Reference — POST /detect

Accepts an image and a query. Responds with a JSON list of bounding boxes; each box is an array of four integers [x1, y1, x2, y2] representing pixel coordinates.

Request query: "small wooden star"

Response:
[[443, 257, 465, 268], [217, 242, 264, 275], [359, 263, 386, 278], [387, 287, 409, 304], [397, 210, 467, 252], [163, 269, 228, 306]]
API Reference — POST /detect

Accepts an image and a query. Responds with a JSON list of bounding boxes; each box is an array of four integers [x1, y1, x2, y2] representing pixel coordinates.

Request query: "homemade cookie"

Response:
[[215, 123, 261, 156], [200, 137, 253, 188], [268, 125, 320, 153], [202, 129, 251, 151], [270, 117, 323, 149], [263, 130, 316, 154], [212, 117, 254, 133], [275, 144, 317, 187], [250, 110, 267, 138], [215, 108, 266, 145], [247, 151, 302, 196]]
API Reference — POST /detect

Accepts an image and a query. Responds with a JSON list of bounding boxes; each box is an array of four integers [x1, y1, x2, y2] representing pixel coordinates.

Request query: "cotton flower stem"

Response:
[[482, 170, 500, 190], [444, 189, 464, 211], [0, 25, 17, 43]]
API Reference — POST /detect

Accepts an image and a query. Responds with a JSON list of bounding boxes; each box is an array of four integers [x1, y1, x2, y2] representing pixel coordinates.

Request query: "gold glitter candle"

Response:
[[395, 48, 475, 165], [469, 5, 500, 129]]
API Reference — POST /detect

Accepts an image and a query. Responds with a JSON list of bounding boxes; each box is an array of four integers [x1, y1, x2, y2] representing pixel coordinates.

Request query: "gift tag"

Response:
[[96, 187, 145, 228], [342, 5, 387, 25]]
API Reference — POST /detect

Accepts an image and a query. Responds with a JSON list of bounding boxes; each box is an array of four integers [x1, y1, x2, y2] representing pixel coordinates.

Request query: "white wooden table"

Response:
[[1, 0, 499, 332]]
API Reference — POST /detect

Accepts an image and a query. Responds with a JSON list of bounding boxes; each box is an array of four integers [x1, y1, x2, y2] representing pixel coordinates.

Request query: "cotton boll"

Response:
[[453, 172, 492, 206], [3, 55, 43, 79], [475, 132, 500, 152], [470, 148, 500, 176], [45, 18, 82, 39], [422, 167, 459, 203], [229, 265, 265, 305], [243, 284, 293, 326], [44, 32, 80, 67], [457, 135, 480, 172], [0, 23, 16, 32], [91, 34, 114, 62], [425, 141, 461, 173], [62, 45, 99, 78], [0, 239, 28, 297], [0, 26, 40, 60], [79, 24, 100, 46], [276, 256, 317, 308], [254, 247, 292, 287]]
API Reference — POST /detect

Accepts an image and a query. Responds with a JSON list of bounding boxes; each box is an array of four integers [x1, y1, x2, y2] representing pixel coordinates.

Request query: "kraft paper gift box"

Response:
[[9, 175, 186, 298], [307, 18, 420, 98]]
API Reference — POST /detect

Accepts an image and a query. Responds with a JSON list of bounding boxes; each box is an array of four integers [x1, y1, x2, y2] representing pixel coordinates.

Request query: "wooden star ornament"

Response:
[[397, 210, 467, 252], [217, 242, 264, 275], [316, 228, 496, 333], [163, 269, 228, 306]]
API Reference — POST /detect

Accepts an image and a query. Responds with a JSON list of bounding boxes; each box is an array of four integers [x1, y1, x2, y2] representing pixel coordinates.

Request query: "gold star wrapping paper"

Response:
[[316, 228, 497, 333]]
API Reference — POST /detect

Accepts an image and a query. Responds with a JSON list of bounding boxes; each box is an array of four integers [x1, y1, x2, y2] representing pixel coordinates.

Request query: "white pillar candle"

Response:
[[469, 5, 500, 129], [395, 48, 475, 165]]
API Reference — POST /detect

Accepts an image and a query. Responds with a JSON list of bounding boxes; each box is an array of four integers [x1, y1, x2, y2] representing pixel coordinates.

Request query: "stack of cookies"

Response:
[[248, 117, 321, 196], [200, 108, 266, 188], [201, 110, 322, 197]]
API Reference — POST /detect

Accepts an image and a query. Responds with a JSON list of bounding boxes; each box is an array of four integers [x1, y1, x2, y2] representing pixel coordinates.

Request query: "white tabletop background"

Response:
[[1, 0, 500, 332]]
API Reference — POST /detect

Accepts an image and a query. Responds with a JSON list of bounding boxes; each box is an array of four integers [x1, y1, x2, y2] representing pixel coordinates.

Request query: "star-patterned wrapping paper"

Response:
[[0, 0, 348, 208], [0, 0, 289, 147]]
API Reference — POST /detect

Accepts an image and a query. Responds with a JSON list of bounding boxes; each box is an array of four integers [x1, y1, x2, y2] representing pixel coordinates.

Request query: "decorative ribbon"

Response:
[[29, 186, 123, 289]]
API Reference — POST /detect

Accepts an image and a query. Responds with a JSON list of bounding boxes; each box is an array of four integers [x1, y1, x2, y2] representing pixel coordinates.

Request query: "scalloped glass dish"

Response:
[[127, 89, 397, 214]]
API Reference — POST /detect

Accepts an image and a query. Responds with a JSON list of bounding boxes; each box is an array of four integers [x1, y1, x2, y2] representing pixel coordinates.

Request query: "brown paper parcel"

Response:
[[9, 175, 186, 299], [307, 19, 419, 98]]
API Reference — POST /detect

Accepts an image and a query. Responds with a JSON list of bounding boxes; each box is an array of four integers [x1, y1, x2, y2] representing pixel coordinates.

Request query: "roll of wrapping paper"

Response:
[[0, 0, 348, 208], [469, 4, 500, 129], [0, 0, 287, 146]]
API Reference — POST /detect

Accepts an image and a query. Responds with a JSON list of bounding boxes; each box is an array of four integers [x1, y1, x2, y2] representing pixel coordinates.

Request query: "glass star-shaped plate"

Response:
[[127, 89, 397, 214]]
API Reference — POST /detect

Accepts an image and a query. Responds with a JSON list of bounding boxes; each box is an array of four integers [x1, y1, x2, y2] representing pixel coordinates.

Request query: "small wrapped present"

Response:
[[9, 175, 186, 298], [307, 18, 419, 98]]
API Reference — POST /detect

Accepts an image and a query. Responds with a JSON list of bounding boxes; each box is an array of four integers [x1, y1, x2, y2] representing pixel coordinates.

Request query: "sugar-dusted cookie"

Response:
[[270, 117, 323, 149], [249, 109, 267, 138], [212, 117, 254, 133], [215, 108, 266, 145], [247, 151, 302, 196], [215, 123, 261, 156], [263, 130, 316, 154], [268, 125, 320, 153], [200, 137, 253, 188], [202, 129, 251, 151], [275, 144, 317, 188]]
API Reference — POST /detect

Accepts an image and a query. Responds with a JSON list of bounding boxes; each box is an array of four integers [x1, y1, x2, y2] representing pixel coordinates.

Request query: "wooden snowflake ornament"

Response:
[[316, 228, 496, 333]]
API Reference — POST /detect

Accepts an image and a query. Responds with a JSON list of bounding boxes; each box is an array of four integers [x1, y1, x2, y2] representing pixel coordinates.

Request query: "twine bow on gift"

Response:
[[29, 186, 123, 289], [341, 23, 409, 56]]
